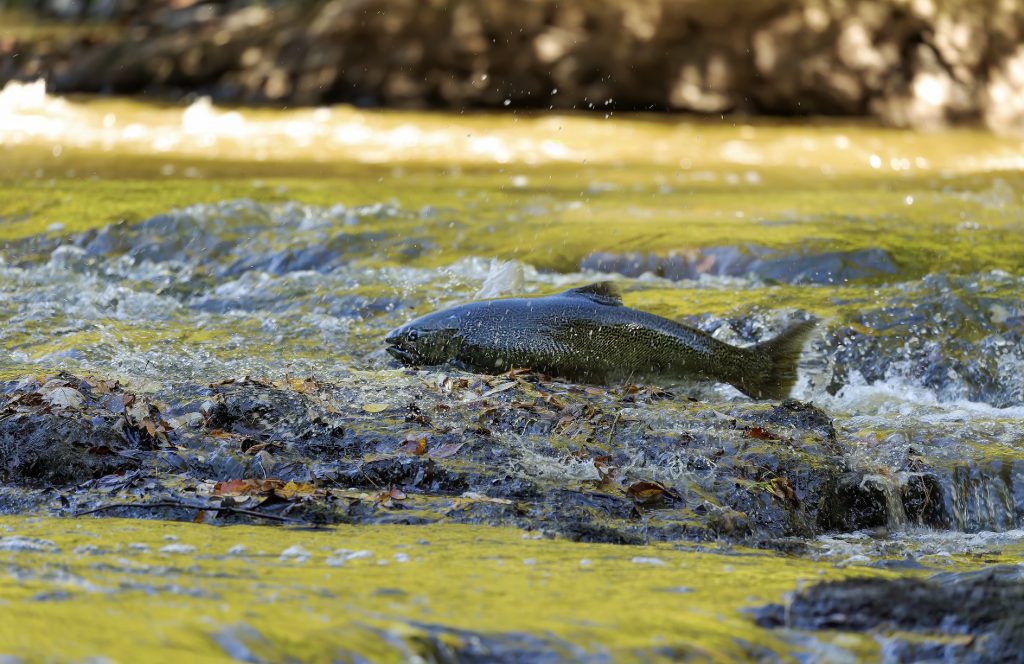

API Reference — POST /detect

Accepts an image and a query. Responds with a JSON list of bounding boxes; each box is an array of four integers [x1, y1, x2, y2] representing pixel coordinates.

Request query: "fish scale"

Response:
[[386, 283, 816, 400]]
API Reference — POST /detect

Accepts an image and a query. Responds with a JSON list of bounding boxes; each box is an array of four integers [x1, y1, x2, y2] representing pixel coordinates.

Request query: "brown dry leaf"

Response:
[[285, 377, 316, 393], [746, 426, 778, 441], [767, 477, 799, 505], [584, 386, 606, 396], [372, 487, 408, 507], [242, 440, 282, 455], [513, 378, 546, 398], [396, 437, 428, 456], [438, 376, 470, 393], [554, 415, 574, 431], [482, 381, 517, 397], [362, 403, 389, 413], [626, 480, 680, 506], [274, 481, 317, 500], [593, 455, 617, 483], [543, 394, 566, 410], [429, 442, 464, 459], [94, 379, 119, 395]]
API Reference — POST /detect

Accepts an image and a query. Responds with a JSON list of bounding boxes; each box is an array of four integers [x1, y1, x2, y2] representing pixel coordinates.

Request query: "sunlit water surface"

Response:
[[1, 80, 1023, 661]]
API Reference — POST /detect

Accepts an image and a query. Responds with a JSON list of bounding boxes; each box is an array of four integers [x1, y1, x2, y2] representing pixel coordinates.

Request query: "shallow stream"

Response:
[[0, 80, 1022, 661]]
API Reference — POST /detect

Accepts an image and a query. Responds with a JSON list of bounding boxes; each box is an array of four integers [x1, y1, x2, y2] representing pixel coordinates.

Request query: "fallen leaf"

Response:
[[593, 455, 617, 483], [396, 437, 428, 456], [372, 487, 408, 507], [362, 403, 389, 413], [429, 442, 464, 458], [767, 477, 799, 505], [275, 481, 317, 499], [448, 491, 514, 510], [543, 394, 566, 410], [286, 377, 320, 394], [94, 380, 119, 394], [213, 479, 284, 497], [482, 381, 516, 397], [44, 387, 84, 409], [626, 480, 681, 506], [746, 426, 778, 441]]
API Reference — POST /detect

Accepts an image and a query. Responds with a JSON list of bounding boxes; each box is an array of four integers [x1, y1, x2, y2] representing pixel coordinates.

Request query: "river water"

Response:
[[0, 79, 1023, 661]]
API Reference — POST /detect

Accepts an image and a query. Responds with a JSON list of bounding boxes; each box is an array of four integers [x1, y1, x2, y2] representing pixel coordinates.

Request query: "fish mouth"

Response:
[[385, 345, 418, 365]]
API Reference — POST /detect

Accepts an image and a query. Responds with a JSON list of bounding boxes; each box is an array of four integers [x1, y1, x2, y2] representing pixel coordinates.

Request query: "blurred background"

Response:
[[3, 0, 1024, 132]]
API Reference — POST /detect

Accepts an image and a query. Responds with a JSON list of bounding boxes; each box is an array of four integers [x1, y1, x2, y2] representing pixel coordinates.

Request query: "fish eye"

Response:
[[407, 330, 419, 342]]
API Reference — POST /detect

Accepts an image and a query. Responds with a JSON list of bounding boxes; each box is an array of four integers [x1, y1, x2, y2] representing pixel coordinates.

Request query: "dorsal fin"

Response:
[[561, 281, 623, 306]]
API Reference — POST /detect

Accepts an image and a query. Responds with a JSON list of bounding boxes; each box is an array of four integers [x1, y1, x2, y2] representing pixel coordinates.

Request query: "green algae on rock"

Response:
[[0, 514, 883, 662]]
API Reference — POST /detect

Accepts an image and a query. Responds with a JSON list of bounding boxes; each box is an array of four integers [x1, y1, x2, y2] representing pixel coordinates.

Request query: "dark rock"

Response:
[[825, 273, 1024, 407], [199, 379, 346, 453], [581, 246, 899, 284], [0, 411, 143, 487], [0, 371, 932, 545], [754, 566, 1024, 663]]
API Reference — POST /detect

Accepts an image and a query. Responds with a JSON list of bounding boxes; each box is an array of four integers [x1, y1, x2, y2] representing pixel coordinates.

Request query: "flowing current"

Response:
[[1, 81, 1023, 660]]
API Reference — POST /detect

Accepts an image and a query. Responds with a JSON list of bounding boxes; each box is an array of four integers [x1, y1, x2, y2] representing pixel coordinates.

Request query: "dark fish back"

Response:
[[451, 295, 750, 384]]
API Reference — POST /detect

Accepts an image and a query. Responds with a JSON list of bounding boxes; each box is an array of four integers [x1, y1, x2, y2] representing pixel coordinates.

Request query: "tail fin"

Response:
[[733, 319, 817, 400]]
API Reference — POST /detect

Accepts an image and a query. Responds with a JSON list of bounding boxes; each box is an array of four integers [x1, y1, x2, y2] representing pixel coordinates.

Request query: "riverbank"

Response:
[[3, 0, 1024, 133]]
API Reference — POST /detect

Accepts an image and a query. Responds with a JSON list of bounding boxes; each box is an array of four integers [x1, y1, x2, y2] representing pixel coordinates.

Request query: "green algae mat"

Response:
[[0, 516, 886, 662]]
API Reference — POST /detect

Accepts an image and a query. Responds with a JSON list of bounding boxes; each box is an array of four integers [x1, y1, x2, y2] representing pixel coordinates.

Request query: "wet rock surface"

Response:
[[755, 566, 1024, 663], [0, 370, 1004, 546], [0, 373, 171, 487], [6, 0, 1024, 132], [1, 201, 1022, 543], [823, 273, 1024, 407], [581, 246, 899, 285]]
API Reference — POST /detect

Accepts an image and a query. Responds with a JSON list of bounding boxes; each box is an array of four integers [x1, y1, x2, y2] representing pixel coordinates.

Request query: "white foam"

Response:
[[807, 371, 1024, 421]]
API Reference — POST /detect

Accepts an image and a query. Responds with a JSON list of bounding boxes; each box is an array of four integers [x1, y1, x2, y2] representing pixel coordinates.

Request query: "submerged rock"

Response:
[[0, 371, 954, 545], [825, 273, 1024, 407], [755, 566, 1024, 663], [581, 246, 899, 284], [0, 373, 172, 490]]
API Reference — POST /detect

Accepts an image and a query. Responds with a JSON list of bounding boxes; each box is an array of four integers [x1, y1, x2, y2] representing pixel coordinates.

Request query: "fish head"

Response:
[[385, 310, 462, 366]]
